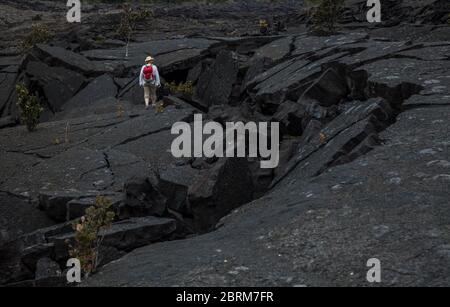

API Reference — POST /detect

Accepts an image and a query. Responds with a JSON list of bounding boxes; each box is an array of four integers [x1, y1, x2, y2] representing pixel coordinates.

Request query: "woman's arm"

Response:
[[153, 65, 161, 87], [139, 66, 145, 87]]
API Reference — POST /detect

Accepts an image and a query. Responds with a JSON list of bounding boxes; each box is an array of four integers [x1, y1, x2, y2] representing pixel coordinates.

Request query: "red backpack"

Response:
[[143, 65, 154, 81]]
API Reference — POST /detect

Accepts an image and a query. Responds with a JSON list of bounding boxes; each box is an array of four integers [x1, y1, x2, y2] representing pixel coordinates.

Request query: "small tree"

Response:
[[15, 83, 43, 132], [69, 196, 116, 277], [306, 0, 345, 35], [116, 4, 153, 58]]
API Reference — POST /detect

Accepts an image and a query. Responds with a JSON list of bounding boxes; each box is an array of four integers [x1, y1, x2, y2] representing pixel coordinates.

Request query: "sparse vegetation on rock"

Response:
[[154, 101, 165, 113], [306, 0, 344, 35], [69, 196, 115, 277], [167, 81, 195, 96], [259, 19, 269, 35], [15, 83, 44, 132], [117, 103, 125, 118], [19, 23, 52, 54]]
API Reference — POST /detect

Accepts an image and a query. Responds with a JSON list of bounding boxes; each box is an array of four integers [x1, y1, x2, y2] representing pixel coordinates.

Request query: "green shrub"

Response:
[[15, 84, 43, 132], [19, 24, 53, 54], [259, 19, 269, 35], [69, 196, 116, 277], [94, 35, 106, 44], [167, 81, 194, 96], [306, 0, 345, 35], [155, 101, 165, 114], [117, 102, 125, 118]]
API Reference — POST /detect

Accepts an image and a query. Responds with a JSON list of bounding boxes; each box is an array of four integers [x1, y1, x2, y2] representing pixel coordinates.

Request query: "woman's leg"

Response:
[[150, 85, 157, 106], [144, 85, 150, 108]]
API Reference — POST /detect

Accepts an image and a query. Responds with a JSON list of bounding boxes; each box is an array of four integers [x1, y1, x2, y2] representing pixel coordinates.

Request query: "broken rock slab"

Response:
[[300, 62, 352, 107], [188, 158, 254, 233], [85, 105, 194, 151], [0, 192, 54, 243], [33, 44, 110, 77], [62, 74, 117, 112], [241, 57, 274, 94], [397, 42, 450, 61], [272, 100, 306, 136], [100, 217, 177, 251], [0, 151, 43, 191], [251, 36, 293, 62], [0, 240, 51, 284], [0, 68, 17, 118], [0, 116, 16, 129], [272, 98, 396, 187], [195, 50, 239, 108], [3, 147, 114, 198], [122, 176, 167, 219], [287, 116, 379, 180], [35, 257, 61, 281], [186, 60, 209, 85], [50, 216, 177, 261], [359, 58, 448, 100], [0, 56, 21, 69], [0, 214, 176, 285], [54, 96, 131, 120], [24, 60, 85, 113], [0, 219, 74, 285], [247, 52, 347, 107], [404, 93, 450, 107], [291, 32, 368, 57], [38, 190, 122, 222], [81, 38, 218, 73], [158, 164, 200, 215], [0, 110, 133, 161], [109, 117, 196, 174], [117, 80, 144, 106]]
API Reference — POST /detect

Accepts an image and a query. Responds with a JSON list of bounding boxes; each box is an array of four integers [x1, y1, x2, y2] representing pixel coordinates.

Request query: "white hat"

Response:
[[145, 56, 154, 63]]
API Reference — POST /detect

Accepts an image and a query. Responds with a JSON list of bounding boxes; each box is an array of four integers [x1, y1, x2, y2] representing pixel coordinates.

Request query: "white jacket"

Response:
[[139, 64, 161, 87]]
